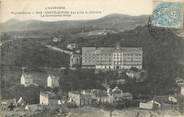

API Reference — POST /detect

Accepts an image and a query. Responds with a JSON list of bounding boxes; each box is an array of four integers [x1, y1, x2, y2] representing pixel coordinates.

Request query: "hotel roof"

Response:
[[82, 47, 142, 53]]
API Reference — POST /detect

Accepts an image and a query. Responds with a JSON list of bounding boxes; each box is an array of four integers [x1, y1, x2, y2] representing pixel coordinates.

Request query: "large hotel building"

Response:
[[82, 46, 143, 70]]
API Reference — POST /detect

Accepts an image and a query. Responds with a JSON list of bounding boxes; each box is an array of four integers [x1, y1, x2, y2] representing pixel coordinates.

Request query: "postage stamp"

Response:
[[152, 1, 184, 29]]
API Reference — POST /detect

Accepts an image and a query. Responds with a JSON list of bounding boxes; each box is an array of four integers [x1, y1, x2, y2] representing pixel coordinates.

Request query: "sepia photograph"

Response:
[[0, 0, 184, 117]]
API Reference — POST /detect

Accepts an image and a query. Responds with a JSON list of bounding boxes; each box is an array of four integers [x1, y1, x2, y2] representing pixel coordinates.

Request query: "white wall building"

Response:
[[47, 75, 59, 88], [139, 100, 160, 110], [67, 43, 78, 50], [20, 73, 34, 87], [40, 91, 59, 105], [82, 46, 143, 70], [180, 85, 184, 96]]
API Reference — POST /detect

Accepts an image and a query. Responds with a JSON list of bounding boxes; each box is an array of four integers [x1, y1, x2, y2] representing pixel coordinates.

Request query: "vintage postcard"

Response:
[[0, 0, 184, 117]]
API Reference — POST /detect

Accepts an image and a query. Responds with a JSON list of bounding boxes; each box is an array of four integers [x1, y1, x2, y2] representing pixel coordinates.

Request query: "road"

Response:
[[45, 45, 73, 55]]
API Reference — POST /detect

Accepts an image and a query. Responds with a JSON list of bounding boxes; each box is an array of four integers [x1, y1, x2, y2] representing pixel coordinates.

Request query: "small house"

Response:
[[179, 84, 184, 96], [17, 97, 26, 106], [139, 96, 178, 110], [139, 100, 160, 110], [40, 91, 59, 105], [154, 96, 178, 110], [110, 86, 133, 101], [68, 91, 93, 107], [20, 69, 47, 87], [67, 43, 78, 50], [91, 89, 114, 104], [52, 37, 62, 42], [47, 75, 59, 88], [175, 77, 184, 85], [20, 73, 34, 87], [126, 69, 147, 82]]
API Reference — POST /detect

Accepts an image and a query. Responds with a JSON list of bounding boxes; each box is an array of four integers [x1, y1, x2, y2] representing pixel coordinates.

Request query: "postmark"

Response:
[[151, 1, 184, 29], [148, 16, 174, 40]]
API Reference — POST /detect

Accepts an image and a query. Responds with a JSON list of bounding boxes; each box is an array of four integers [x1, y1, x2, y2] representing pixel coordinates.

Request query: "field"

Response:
[[69, 108, 184, 117], [1, 106, 184, 117]]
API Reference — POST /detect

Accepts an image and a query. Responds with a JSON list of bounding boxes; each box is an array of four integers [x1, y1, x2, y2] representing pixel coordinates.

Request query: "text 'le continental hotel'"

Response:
[[82, 44, 143, 70]]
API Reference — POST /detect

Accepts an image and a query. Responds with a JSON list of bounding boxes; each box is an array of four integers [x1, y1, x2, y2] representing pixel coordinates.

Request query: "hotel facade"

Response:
[[82, 46, 143, 70]]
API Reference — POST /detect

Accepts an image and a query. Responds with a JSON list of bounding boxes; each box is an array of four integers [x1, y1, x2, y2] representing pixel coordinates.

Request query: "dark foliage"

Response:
[[2, 85, 42, 104], [1, 25, 184, 96]]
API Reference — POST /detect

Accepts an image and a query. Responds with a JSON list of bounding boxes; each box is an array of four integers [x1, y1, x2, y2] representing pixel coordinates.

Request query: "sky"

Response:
[[0, 0, 182, 23]]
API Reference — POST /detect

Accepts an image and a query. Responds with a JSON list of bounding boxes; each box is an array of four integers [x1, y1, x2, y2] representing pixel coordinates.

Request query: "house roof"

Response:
[[70, 89, 108, 97], [82, 47, 142, 54], [40, 91, 58, 99], [48, 75, 59, 79], [112, 86, 122, 93], [91, 89, 108, 97], [176, 77, 184, 85], [154, 96, 177, 104], [69, 91, 93, 99]]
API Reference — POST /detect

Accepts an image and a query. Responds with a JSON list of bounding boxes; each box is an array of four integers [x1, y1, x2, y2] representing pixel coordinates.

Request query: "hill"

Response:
[[0, 14, 148, 32], [52, 25, 184, 95], [1, 19, 184, 95]]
